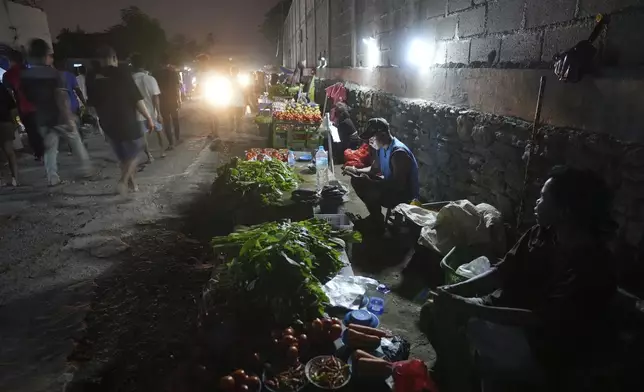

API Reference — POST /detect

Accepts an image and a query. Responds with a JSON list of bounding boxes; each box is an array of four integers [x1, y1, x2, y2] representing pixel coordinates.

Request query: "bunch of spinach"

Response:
[[212, 157, 298, 207], [211, 219, 362, 325]]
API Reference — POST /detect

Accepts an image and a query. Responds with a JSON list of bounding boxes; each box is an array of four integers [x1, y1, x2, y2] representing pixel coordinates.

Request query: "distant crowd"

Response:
[[0, 39, 183, 194]]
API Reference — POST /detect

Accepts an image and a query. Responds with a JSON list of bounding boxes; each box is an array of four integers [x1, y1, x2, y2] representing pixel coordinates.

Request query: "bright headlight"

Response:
[[237, 73, 251, 87], [203, 75, 232, 106]]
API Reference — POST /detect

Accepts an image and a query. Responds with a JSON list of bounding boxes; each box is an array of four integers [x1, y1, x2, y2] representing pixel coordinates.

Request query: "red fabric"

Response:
[[393, 359, 438, 392], [3, 65, 35, 114], [325, 83, 346, 123]]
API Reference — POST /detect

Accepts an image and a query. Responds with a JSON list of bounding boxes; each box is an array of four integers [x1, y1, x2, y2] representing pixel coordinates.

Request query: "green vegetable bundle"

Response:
[[211, 220, 362, 325], [268, 84, 290, 99], [212, 157, 298, 207]]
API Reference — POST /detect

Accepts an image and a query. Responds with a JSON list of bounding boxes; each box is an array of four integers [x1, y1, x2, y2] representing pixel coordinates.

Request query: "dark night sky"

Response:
[[42, 0, 282, 62]]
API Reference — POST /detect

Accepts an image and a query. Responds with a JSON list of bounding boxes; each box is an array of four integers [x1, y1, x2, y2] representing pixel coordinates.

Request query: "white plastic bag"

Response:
[[456, 256, 492, 279]]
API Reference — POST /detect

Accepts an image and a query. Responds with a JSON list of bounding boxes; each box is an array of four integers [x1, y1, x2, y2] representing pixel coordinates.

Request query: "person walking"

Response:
[[2, 50, 44, 161], [20, 39, 91, 186], [154, 57, 181, 148], [87, 46, 154, 195], [131, 54, 165, 162], [0, 82, 19, 186], [57, 61, 87, 151]]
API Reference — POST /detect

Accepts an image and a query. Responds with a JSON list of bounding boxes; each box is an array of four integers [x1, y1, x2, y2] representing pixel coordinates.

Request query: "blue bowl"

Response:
[[343, 309, 379, 328]]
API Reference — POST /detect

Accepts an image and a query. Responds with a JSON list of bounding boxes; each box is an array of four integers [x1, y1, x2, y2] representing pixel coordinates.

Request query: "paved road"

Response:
[[0, 102, 265, 392]]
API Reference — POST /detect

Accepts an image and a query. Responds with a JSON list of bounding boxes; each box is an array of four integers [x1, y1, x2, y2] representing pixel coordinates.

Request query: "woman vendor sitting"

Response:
[[432, 166, 618, 391]]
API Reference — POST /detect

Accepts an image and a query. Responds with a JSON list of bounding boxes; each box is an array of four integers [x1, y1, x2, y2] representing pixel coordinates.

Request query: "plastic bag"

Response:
[[344, 144, 371, 168], [381, 335, 411, 362], [456, 256, 491, 279], [393, 359, 438, 392]]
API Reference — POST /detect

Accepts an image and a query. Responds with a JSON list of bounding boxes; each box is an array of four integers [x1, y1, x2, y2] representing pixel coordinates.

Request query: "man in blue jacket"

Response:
[[343, 118, 419, 232]]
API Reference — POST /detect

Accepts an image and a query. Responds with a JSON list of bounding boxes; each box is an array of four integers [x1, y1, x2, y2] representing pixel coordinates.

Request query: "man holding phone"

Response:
[[343, 118, 419, 232]]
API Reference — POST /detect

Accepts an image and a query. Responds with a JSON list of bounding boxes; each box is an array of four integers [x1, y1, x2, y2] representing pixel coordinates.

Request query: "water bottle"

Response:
[[315, 146, 328, 190], [287, 150, 296, 167]]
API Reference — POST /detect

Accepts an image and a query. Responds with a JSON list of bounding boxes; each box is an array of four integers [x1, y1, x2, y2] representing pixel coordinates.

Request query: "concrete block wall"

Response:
[[284, 0, 644, 293], [353, 0, 644, 67]]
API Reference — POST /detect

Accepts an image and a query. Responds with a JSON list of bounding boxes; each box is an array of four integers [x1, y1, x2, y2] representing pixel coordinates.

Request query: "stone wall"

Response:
[[316, 79, 644, 292], [285, 1, 644, 292]]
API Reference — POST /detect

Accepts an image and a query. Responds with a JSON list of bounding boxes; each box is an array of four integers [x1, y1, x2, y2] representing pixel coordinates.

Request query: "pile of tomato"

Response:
[[245, 148, 289, 162]]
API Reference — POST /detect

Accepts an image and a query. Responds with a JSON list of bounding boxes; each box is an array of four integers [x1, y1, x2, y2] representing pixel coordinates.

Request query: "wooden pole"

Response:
[[515, 76, 547, 232]]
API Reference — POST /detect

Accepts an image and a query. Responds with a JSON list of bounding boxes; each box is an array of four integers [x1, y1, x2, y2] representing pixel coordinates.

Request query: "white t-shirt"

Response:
[[76, 74, 87, 100], [132, 71, 161, 121]]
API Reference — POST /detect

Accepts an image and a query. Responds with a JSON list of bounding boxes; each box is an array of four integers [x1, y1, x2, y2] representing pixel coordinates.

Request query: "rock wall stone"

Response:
[[317, 79, 644, 291]]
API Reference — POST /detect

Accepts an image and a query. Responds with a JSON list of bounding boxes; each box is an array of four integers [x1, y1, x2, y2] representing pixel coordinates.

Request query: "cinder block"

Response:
[[433, 40, 448, 63], [606, 12, 644, 65], [500, 32, 542, 62], [449, 0, 473, 13], [525, 0, 577, 28], [458, 6, 486, 37], [447, 40, 471, 63], [470, 37, 501, 63], [421, 0, 448, 18], [488, 0, 524, 33], [579, 0, 644, 16], [435, 16, 458, 39], [542, 23, 595, 61]]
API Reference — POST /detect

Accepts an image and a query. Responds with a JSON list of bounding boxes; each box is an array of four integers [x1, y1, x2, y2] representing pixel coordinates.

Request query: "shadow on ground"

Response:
[[66, 140, 258, 392]]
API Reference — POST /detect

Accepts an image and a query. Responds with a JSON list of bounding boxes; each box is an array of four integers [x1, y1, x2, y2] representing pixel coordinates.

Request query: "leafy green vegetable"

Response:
[[211, 219, 362, 325], [212, 157, 298, 207]]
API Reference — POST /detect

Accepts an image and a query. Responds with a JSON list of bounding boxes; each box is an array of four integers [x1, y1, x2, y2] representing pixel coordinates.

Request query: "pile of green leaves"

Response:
[[212, 157, 298, 207], [211, 220, 362, 325]]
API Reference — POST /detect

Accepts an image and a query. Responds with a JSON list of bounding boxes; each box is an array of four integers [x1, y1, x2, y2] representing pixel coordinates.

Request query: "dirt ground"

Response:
[[1, 102, 436, 391]]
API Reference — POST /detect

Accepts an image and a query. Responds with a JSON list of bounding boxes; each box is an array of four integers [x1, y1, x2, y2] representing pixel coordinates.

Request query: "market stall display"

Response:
[[244, 148, 289, 162], [211, 157, 298, 207], [210, 220, 362, 325], [270, 102, 323, 149]]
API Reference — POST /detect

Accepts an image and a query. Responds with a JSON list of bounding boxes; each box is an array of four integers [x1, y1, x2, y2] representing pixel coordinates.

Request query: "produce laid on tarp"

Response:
[[210, 220, 362, 325], [212, 157, 298, 207]]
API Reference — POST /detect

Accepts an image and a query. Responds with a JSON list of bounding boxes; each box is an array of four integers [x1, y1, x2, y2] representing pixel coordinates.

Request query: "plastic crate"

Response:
[[272, 129, 288, 148], [314, 213, 354, 232]]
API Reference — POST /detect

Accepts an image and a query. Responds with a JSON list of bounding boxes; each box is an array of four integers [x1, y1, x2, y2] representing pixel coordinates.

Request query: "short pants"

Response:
[[0, 122, 16, 143], [110, 137, 145, 163]]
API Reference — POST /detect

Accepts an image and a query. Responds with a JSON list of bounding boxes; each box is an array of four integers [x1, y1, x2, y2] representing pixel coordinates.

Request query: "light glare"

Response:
[[408, 39, 434, 68]]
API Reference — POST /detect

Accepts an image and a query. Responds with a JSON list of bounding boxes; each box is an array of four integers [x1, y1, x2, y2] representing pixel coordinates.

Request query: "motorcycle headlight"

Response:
[[237, 73, 251, 88], [203, 75, 232, 106]]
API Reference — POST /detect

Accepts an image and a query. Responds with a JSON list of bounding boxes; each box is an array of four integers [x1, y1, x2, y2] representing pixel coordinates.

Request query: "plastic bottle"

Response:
[[366, 284, 389, 316], [287, 150, 296, 167], [315, 146, 328, 190]]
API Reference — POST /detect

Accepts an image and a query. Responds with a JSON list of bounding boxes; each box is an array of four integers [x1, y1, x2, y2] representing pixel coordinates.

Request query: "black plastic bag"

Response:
[[381, 335, 411, 362], [553, 14, 608, 83]]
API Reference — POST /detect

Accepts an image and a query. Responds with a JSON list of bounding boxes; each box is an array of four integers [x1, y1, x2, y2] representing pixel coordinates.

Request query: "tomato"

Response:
[[232, 369, 246, 383], [238, 385, 249, 392], [331, 317, 342, 326], [322, 318, 332, 332], [311, 318, 323, 332], [247, 375, 261, 389], [329, 324, 343, 340], [286, 345, 299, 362], [281, 334, 297, 346], [283, 327, 295, 336], [219, 375, 235, 391], [298, 334, 308, 346]]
